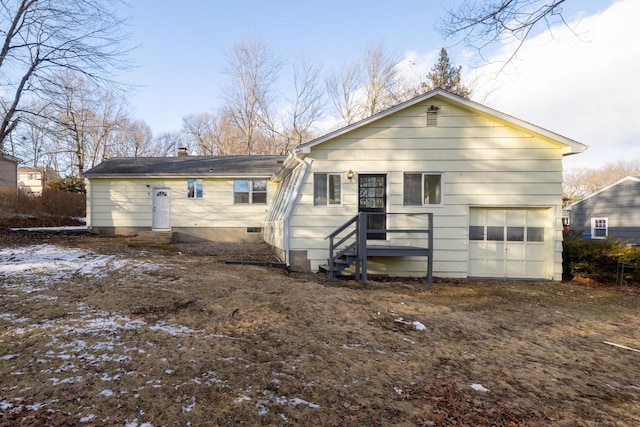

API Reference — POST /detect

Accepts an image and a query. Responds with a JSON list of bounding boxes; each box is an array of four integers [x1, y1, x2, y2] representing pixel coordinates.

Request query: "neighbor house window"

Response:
[[403, 173, 442, 206], [591, 217, 608, 239], [234, 179, 267, 204], [187, 179, 204, 198], [314, 173, 342, 206]]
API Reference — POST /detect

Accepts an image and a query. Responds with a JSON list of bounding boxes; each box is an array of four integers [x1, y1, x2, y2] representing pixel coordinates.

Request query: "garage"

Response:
[[468, 208, 553, 279]]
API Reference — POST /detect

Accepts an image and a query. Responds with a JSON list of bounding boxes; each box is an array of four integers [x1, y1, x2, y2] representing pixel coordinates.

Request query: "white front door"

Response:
[[469, 208, 551, 279], [152, 188, 171, 230]]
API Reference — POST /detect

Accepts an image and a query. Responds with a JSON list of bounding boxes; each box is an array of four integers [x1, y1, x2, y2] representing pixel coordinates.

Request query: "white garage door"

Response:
[[469, 208, 551, 279]]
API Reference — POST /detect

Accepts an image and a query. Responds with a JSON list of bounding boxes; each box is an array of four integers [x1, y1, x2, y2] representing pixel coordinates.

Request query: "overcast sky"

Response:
[[119, 0, 635, 170]]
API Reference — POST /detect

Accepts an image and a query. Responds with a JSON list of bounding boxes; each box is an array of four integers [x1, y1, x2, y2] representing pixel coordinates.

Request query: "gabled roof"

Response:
[[0, 151, 19, 163], [84, 155, 286, 178], [298, 88, 587, 156], [568, 176, 640, 208]]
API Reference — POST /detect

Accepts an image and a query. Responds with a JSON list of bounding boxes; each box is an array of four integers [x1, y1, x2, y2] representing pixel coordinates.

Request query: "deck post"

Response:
[[355, 217, 361, 280], [328, 235, 335, 279], [426, 212, 433, 284], [359, 212, 368, 281]]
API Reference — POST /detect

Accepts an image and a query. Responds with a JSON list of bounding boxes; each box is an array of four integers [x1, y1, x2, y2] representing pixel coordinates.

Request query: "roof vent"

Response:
[[177, 147, 188, 157]]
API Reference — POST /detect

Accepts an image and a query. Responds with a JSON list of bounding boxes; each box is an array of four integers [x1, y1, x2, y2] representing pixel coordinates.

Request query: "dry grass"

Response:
[[1, 230, 640, 426]]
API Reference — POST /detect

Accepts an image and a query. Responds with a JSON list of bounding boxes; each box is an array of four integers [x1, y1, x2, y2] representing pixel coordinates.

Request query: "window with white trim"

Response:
[[234, 179, 267, 204], [403, 173, 443, 206], [591, 217, 608, 239], [187, 179, 203, 198], [314, 173, 342, 206]]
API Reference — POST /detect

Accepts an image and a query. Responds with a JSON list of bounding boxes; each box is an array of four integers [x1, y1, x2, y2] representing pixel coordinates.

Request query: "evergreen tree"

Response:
[[422, 48, 471, 98]]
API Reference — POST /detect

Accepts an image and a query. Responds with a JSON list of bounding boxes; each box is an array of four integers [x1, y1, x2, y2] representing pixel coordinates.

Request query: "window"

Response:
[[187, 179, 203, 198], [234, 179, 267, 204], [591, 217, 608, 239], [314, 173, 342, 206], [403, 173, 442, 206], [469, 226, 484, 241]]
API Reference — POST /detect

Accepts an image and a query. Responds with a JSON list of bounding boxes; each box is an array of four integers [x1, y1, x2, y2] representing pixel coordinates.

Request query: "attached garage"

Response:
[[468, 208, 554, 280]]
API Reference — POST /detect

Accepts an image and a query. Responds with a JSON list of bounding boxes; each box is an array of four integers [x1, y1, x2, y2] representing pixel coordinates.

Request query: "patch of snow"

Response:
[[80, 414, 97, 422], [182, 396, 196, 412], [412, 321, 426, 331], [470, 383, 490, 392], [394, 317, 427, 331], [256, 403, 269, 416], [149, 321, 196, 336], [99, 389, 114, 397], [49, 376, 83, 386]]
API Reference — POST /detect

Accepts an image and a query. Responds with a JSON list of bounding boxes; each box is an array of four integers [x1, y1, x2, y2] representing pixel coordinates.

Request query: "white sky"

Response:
[[118, 0, 636, 171]]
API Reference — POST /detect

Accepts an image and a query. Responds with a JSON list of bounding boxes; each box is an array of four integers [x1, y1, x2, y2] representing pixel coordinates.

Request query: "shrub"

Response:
[[0, 186, 85, 227], [47, 176, 86, 193], [563, 230, 640, 285]]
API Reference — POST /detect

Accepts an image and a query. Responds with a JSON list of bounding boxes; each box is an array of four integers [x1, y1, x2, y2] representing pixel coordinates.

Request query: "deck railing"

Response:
[[325, 212, 433, 282]]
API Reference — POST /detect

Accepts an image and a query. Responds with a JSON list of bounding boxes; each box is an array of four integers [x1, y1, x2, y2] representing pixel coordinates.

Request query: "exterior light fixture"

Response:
[[347, 170, 354, 180]]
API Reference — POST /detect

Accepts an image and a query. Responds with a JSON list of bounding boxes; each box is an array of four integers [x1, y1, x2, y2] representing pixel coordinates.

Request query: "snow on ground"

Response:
[[0, 243, 322, 423]]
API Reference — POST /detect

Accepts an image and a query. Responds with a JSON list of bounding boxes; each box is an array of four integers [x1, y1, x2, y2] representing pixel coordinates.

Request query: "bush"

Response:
[[563, 230, 640, 285], [0, 186, 85, 227], [47, 176, 86, 193]]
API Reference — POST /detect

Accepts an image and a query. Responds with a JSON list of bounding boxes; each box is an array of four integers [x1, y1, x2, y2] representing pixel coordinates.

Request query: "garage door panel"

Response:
[[469, 208, 551, 279]]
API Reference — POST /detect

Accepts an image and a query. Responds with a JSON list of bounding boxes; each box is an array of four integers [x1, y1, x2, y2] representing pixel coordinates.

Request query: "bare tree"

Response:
[[110, 119, 155, 158], [0, 0, 131, 151], [440, 0, 571, 66], [362, 43, 402, 117], [46, 71, 128, 176], [326, 62, 362, 126], [182, 113, 218, 155], [221, 37, 283, 155], [563, 160, 640, 203], [286, 58, 325, 149], [153, 131, 186, 157]]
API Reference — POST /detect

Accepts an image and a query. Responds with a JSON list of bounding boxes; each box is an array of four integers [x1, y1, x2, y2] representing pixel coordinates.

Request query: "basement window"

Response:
[[246, 227, 263, 234]]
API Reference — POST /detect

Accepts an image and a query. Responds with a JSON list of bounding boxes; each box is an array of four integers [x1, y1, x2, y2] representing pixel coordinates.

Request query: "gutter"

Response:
[[282, 152, 311, 267]]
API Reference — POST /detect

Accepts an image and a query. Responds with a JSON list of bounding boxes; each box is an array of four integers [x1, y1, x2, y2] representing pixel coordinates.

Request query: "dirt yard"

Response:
[[1, 229, 639, 426]]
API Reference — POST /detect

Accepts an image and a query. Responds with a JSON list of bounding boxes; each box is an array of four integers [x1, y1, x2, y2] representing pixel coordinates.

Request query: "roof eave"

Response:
[[297, 88, 587, 155]]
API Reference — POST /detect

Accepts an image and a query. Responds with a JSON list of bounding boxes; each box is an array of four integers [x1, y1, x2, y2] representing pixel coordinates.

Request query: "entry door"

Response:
[[358, 174, 386, 240], [152, 188, 171, 230]]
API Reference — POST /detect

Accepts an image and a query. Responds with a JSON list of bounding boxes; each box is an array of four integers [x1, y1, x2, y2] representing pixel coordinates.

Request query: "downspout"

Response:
[[283, 152, 311, 266]]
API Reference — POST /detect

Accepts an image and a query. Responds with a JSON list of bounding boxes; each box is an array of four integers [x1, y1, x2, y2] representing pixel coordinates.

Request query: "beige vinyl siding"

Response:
[[88, 177, 275, 230], [289, 99, 565, 279]]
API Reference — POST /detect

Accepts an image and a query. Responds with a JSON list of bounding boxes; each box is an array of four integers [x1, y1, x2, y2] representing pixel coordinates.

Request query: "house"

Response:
[[18, 166, 59, 195], [83, 154, 285, 242], [567, 176, 640, 244], [85, 89, 586, 280], [0, 151, 19, 188]]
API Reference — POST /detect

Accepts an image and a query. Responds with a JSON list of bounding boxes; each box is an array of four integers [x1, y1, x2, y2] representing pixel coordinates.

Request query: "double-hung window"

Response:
[[403, 173, 443, 206], [591, 217, 608, 239], [234, 179, 267, 204], [187, 179, 204, 198], [314, 173, 342, 206]]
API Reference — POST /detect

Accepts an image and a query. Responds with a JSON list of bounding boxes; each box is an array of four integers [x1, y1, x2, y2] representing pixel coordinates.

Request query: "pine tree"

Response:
[[422, 48, 471, 98]]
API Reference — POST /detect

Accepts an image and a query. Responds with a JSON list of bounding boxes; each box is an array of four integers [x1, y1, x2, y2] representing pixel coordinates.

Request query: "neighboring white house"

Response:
[[18, 166, 59, 195], [85, 89, 586, 280]]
